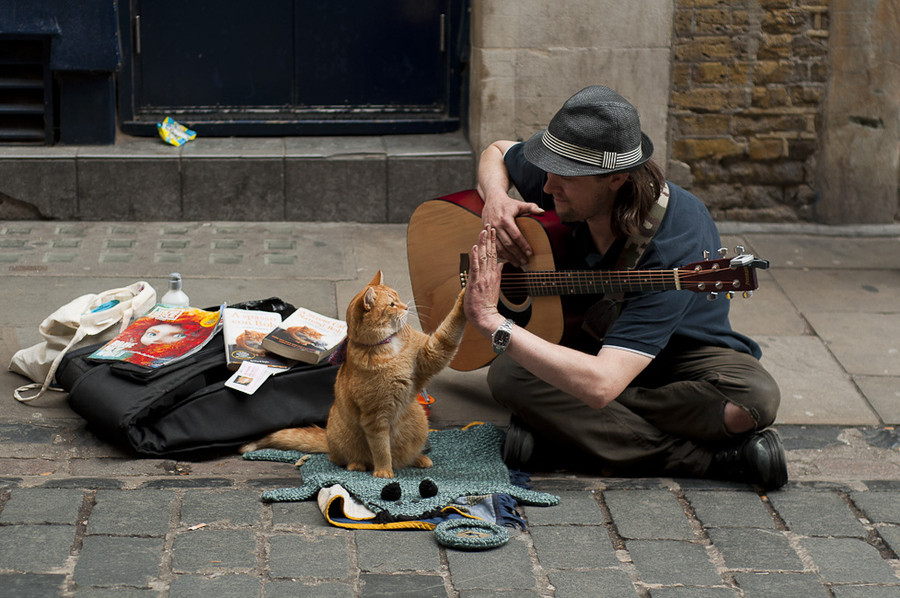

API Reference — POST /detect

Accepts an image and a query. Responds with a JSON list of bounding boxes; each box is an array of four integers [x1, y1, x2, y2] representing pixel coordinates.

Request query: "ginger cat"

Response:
[[240, 271, 466, 478]]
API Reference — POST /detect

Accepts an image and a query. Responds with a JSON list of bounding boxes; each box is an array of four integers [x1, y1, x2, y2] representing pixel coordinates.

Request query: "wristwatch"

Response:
[[491, 319, 514, 354]]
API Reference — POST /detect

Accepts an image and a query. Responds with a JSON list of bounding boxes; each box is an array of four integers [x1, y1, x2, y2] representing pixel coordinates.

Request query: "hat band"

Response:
[[542, 131, 642, 171]]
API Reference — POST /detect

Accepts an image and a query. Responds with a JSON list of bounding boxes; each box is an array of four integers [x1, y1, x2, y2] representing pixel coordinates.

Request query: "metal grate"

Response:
[[0, 37, 53, 144]]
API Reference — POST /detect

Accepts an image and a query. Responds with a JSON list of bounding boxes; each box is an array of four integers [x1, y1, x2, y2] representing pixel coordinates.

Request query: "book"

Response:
[[222, 307, 296, 371], [89, 304, 223, 369], [261, 307, 348, 365]]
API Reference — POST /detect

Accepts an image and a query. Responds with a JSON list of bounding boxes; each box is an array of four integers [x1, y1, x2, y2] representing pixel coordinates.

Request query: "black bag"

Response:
[[55, 298, 337, 457]]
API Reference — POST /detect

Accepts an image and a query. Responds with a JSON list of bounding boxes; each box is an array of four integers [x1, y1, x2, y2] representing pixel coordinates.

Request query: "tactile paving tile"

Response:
[[1, 222, 356, 280]]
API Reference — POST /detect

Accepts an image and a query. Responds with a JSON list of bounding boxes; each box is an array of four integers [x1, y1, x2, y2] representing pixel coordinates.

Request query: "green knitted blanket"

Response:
[[243, 423, 559, 520]]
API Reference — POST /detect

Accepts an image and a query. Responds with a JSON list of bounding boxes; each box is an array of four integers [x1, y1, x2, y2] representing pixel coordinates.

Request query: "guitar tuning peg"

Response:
[[725, 291, 735, 300], [734, 245, 745, 255], [706, 292, 718, 301], [718, 247, 728, 257], [730, 253, 753, 268], [703, 250, 710, 260], [742, 291, 753, 299]]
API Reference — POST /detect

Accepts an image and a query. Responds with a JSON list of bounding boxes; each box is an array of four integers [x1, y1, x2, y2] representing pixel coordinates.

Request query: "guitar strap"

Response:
[[582, 183, 670, 342]]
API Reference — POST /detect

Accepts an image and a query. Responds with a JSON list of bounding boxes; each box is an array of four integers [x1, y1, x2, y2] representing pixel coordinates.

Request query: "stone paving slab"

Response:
[[725, 269, 810, 338], [854, 376, 900, 425], [806, 312, 900, 377], [683, 489, 776, 529], [758, 335, 878, 425], [801, 537, 899, 584], [767, 268, 900, 315], [744, 234, 900, 270], [766, 491, 868, 537], [626, 539, 722, 586], [732, 572, 828, 598]]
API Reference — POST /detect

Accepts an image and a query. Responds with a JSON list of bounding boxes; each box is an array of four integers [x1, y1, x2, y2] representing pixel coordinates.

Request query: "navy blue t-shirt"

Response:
[[503, 142, 761, 359]]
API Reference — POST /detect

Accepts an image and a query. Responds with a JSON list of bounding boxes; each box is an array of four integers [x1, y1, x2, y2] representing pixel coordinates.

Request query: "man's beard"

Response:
[[553, 199, 578, 224]]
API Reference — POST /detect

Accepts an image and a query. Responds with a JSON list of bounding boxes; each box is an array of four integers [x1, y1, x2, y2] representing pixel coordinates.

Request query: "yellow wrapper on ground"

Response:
[[157, 117, 197, 146]]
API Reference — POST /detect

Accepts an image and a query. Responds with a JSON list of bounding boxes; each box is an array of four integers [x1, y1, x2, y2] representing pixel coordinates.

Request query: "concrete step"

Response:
[[0, 132, 475, 222]]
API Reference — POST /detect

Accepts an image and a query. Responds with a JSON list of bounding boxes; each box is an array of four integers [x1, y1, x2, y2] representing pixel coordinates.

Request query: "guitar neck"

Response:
[[458, 253, 761, 299], [509, 269, 681, 297]]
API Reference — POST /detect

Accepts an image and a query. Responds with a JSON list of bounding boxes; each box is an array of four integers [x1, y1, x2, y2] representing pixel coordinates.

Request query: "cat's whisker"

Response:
[[404, 304, 431, 331], [406, 301, 434, 319]]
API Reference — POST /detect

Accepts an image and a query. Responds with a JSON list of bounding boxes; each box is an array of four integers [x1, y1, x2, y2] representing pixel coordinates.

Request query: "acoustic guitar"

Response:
[[407, 190, 768, 371]]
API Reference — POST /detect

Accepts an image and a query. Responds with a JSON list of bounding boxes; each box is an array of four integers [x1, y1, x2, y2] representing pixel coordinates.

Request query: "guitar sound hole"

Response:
[[496, 264, 533, 327], [500, 263, 529, 307]]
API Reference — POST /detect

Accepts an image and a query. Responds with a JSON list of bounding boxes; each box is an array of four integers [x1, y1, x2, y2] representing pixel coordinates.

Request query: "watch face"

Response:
[[492, 324, 512, 353]]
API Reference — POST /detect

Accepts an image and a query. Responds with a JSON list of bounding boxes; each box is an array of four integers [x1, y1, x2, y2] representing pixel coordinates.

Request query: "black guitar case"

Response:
[[54, 298, 336, 457]]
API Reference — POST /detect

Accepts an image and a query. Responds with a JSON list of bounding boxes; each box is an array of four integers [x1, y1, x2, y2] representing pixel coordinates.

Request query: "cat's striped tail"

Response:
[[239, 426, 327, 454]]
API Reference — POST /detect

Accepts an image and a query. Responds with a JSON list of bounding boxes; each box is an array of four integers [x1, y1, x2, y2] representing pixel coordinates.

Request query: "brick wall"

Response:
[[669, 0, 829, 221]]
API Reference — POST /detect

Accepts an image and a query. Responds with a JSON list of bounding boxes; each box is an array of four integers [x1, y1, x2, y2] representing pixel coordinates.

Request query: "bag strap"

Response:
[[581, 183, 670, 342], [14, 327, 89, 402], [15, 281, 153, 403], [14, 383, 66, 402], [616, 182, 670, 270]]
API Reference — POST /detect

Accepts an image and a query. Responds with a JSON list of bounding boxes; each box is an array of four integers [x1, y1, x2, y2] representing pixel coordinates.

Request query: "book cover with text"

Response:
[[222, 307, 296, 371], [261, 307, 347, 364]]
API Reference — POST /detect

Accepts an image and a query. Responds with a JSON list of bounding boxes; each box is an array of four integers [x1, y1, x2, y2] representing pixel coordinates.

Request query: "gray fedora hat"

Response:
[[523, 86, 654, 176]]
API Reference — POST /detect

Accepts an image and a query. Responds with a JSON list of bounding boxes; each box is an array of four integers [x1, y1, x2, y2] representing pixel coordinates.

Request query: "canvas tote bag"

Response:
[[9, 281, 157, 402]]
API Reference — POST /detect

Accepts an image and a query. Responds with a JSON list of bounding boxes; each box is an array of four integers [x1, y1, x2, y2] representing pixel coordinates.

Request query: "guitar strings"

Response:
[[461, 268, 739, 292], [500, 271, 679, 293]]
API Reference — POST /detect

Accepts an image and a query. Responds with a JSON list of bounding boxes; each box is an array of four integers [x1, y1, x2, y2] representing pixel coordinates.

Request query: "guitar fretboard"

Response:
[[504, 270, 681, 297]]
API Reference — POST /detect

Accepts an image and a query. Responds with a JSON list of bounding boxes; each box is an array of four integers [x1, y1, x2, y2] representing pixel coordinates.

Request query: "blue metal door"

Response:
[[119, 0, 468, 135]]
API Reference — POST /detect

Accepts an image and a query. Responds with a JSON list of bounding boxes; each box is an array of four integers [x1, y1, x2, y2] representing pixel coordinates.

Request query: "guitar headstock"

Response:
[[459, 253, 470, 287], [680, 247, 769, 300]]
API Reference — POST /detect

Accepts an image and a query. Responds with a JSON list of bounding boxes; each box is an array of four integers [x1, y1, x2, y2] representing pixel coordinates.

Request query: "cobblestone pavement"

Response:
[[2, 451, 900, 597], [1, 221, 899, 596]]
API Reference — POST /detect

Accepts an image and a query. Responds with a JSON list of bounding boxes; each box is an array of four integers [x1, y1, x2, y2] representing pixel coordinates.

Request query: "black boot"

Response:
[[502, 416, 535, 470], [708, 429, 788, 491]]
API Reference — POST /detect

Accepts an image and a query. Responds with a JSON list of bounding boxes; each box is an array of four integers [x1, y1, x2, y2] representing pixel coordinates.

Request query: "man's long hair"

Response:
[[610, 159, 665, 238]]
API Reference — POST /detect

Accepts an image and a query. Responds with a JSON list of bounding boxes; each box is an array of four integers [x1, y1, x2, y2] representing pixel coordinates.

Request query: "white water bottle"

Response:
[[160, 272, 190, 307]]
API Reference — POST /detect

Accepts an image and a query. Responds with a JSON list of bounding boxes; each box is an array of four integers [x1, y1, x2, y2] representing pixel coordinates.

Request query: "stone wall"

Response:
[[815, 0, 900, 224], [468, 0, 674, 172], [668, 0, 829, 221], [469, 0, 898, 224]]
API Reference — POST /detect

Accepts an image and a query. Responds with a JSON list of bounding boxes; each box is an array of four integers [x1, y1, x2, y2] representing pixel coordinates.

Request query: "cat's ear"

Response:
[[363, 287, 377, 310], [368, 270, 384, 287]]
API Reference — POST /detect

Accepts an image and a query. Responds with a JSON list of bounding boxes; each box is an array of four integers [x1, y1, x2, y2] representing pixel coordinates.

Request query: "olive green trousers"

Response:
[[487, 342, 780, 477]]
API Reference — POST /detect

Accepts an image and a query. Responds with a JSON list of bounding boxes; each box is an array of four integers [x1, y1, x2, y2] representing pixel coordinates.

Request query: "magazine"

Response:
[[89, 304, 223, 369]]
